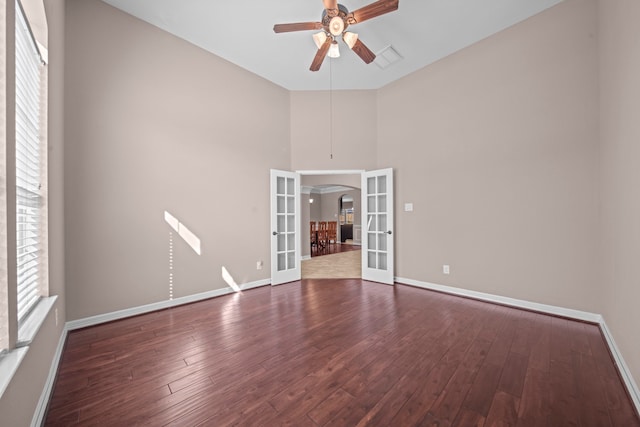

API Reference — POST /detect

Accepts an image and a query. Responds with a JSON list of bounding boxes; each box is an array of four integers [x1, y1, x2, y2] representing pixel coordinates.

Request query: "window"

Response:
[[0, 0, 49, 395], [14, 0, 47, 325]]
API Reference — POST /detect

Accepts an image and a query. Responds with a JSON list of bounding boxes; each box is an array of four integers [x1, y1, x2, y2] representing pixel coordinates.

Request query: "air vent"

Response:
[[374, 45, 403, 69]]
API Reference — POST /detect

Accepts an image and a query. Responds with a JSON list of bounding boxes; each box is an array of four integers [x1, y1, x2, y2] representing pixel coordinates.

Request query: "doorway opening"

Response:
[[300, 172, 362, 279]]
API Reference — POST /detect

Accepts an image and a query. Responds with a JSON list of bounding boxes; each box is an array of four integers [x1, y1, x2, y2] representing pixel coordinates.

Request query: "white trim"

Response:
[[17, 296, 57, 346], [395, 277, 601, 322], [301, 255, 311, 261], [319, 186, 354, 194], [31, 324, 68, 427], [0, 347, 29, 398], [599, 320, 640, 413], [301, 185, 354, 195], [296, 169, 365, 175], [67, 279, 270, 331], [1, 296, 57, 400], [395, 276, 640, 415]]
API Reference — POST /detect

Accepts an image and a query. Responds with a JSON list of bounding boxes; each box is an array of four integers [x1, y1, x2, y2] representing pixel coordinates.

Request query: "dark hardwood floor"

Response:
[[311, 242, 360, 257], [45, 280, 640, 426]]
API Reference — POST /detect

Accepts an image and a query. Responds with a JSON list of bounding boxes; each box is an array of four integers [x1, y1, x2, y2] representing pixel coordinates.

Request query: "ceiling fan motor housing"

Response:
[[322, 3, 350, 35]]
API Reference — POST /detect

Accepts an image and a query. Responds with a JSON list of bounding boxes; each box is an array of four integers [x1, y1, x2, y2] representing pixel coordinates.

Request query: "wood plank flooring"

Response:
[[311, 242, 360, 257], [44, 280, 640, 426]]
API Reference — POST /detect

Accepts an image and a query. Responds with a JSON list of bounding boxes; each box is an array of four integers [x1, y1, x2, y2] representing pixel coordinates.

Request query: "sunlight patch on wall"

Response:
[[164, 211, 201, 255], [222, 266, 241, 293]]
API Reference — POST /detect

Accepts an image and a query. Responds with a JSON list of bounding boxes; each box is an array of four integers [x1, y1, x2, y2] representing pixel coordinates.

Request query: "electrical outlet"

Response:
[[257, 261, 263, 270], [443, 265, 450, 275]]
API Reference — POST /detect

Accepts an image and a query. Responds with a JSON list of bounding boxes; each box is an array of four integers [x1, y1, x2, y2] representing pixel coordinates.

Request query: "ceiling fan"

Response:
[[273, 0, 399, 71]]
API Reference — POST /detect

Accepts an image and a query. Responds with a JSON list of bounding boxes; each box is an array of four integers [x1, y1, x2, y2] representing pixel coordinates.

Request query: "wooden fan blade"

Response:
[[323, 0, 338, 16], [351, 38, 376, 64], [273, 22, 323, 33], [349, 0, 398, 24], [310, 38, 332, 71]]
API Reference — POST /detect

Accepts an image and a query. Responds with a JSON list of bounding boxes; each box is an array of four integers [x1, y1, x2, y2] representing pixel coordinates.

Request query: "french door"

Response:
[[270, 169, 301, 285], [270, 168, 393, 285], [361, 168, 394, 285]]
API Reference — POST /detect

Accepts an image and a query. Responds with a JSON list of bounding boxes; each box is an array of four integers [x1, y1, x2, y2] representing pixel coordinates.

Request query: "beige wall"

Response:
[[309, 192, 322, 222], [378, 0, 601, 312], [63, 0, 290, 320], [598, 0, 640, 388], [300, 192, 312, 257], [319, 189, 360, 225], [290, 90, 377, 171], [301, 174, 361, 188]]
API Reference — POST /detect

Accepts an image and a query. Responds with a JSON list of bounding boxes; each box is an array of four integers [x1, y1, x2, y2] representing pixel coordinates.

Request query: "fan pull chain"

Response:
[[329, 56, 334, 160]]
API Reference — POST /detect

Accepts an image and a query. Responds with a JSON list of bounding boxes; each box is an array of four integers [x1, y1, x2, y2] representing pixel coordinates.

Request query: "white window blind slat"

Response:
[[15, 0, 44, 325]]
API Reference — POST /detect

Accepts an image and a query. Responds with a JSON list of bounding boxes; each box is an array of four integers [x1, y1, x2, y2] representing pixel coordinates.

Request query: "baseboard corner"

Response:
[[598, 319, 640, 414]]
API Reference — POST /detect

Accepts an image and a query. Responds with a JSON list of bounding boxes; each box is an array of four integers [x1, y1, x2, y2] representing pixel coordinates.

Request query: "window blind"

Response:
[[0, 1, 7, 353], [15, 1, 44, 324]]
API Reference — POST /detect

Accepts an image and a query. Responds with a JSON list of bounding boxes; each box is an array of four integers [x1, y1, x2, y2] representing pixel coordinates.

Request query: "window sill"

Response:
[[0, 296, 57, 398], [17, 295, 57, 347], [0, 347, 29, 398]]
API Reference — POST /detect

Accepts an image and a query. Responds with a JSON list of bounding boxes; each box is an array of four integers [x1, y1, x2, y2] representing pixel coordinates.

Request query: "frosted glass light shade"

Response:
[[342, 32, 358, 49], [312, 32, 328, 49], [328, 41, 340, 58], [329, 16, 344, 36]]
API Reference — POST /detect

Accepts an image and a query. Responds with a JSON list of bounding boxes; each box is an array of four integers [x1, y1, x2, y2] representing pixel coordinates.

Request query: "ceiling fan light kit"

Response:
[[273, 0, 399, 71], [328, 40, 341, 58], [342, 31, 358, 49], [329, 16, 345, 36], [313, 31, 328, 49]]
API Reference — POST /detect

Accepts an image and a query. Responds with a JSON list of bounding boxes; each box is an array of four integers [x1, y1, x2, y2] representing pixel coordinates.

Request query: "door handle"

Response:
[[387, 230, 392, 235], [273, 231, 278, 236]]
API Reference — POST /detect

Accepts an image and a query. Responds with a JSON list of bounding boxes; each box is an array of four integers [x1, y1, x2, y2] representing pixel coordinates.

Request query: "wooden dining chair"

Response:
[[318, 221, 328, 252], [327, 221, 338, 251], [310, 221, 318, 254]]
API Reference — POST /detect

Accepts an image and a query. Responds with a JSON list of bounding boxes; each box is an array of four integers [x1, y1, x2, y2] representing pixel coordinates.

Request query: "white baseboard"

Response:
[[67, 279, 270, 331], [31, 325, 68, 427], [394, 276, 640, 415], [301, 255, 311, 261], [395, 277, 601, 322], [599, 320, 640, 413]]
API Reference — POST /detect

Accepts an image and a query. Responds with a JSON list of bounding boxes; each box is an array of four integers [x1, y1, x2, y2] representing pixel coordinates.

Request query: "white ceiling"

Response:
[[100, 0, 563, 91]]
